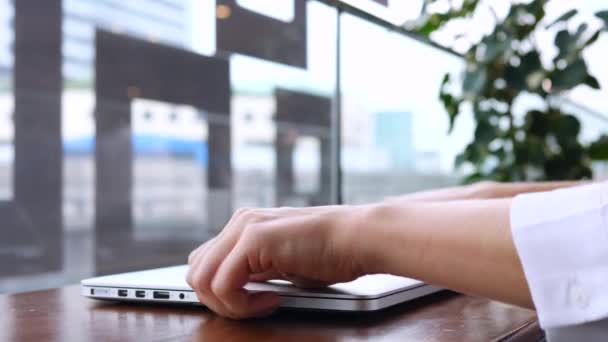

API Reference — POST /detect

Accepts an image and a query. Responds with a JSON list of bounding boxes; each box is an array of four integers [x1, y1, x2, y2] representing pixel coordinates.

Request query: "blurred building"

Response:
[[374, 111, 414, 170], [0, 0, 11, 72], [68, 0, 192, 80], [1, 0, 192, 79]]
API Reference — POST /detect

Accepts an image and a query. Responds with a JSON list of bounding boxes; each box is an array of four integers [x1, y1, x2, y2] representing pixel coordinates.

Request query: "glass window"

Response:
[[0, 0, 12, 201], [131, 99, 208, 241], [229, 1, 337, 210], [0, 0, 337, 293], [2, 0, 607, 296], [340, 13, 473, 204]]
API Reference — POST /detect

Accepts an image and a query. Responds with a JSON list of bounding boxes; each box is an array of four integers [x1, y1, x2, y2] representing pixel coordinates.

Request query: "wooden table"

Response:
[[0, 286, 544, 341]]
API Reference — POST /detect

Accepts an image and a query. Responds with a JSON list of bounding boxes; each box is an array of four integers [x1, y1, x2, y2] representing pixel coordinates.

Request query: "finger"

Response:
[[188, 251, 235, 317], [194, 227, 244, 295], [188, 210, 260, 317], [249, 269, 283, 282], [195, 208, 276, 296], [212, 244, 281, 318], [188, 237, 216, 264], [187, 237, 238, 317]]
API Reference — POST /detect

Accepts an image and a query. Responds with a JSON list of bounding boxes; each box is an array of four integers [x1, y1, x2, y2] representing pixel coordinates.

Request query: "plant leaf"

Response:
[[551, 58, 588, 91], [417, 14, 443, 36], [589, 135, 608, 160], [441, 73, 450, 87], [479, 28, 511, 62], [584, 30, 602, 47], [552, 114, 581, 145], [461, 142, 488, 167], [546, 9, 577, 29], [596, 10, 608, 29], [554, 29, 573, 62], [516, 136, 545, 165], [575, 23, 588, 39], [584, 74, 601, 89], [474, 120, 497, 145], [463, 172, 486, 185], [553, 25, 588, 63], [505, 55, 542, 92], [454, 153, 467, 168], [439, 73, 463, 133], [524, 0, 547, 22], [525, 110, 550, 137], [463, 65, 487, 96]]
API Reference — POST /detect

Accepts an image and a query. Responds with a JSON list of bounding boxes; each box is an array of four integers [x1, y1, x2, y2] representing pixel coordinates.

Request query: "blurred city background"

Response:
[[1, 0, 607, 293]]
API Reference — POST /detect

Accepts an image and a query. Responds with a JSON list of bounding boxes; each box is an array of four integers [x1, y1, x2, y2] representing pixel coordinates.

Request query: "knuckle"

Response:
[[210, 279, 229, 298], [242, 222, 267, 241], [234, 207, 252, 218], [197, 273, 213, 291], [241, 208, 262, 222]]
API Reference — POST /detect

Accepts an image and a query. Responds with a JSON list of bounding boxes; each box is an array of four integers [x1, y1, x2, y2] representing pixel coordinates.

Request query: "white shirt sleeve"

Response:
[[510, 181, 608, 329]]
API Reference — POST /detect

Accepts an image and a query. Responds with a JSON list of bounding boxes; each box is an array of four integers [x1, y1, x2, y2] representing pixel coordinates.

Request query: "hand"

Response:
[[186, 205, 372, 319]]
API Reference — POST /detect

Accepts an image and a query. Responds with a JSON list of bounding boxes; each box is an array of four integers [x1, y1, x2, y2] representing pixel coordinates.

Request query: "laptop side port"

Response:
[[118, 289, 128, 297], [135, 290, 146, 298], [153, 291, 170, 299]]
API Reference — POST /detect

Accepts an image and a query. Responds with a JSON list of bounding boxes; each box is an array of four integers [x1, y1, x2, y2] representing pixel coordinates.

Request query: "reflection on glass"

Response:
[[217, 0, 307, 68], [63, 88, 95, 231], [339, 0, 421, 25], [293, 136, 321, 195], [555, 98, 608, 179], [62, 0, 191, 81], [231, 92, 276, 208], [0, 0, 12, 201], [230, 1, 337, 209], [0, 88, 12, 201], [340, 13, 473, 204], [236, 0, 295, 21], [131, 99, 207, 239]]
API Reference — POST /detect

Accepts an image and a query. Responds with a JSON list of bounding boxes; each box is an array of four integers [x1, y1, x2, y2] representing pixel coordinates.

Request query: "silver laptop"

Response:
[[81, 265, 442, 312]]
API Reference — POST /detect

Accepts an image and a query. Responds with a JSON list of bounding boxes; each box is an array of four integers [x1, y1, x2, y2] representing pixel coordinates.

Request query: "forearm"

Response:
[[485, 181, 584, 199], [361, 199, 533, 308], [386, 180, 584, 203]]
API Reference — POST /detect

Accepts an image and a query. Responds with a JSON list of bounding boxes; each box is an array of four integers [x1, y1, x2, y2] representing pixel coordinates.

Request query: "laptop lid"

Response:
[[81, 265, 426, 300]]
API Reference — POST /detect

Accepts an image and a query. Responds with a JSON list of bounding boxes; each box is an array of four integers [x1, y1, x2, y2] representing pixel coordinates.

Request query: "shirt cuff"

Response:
[[510, 182, 608, 329]]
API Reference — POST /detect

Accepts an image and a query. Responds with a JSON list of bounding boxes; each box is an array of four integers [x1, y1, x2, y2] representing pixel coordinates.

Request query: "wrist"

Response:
[[467, 181, 501, 199], [349, 203, 425, 277]]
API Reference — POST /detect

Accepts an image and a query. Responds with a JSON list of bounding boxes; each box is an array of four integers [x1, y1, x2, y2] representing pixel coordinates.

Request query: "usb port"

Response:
[[135, 290, 146, 298], [118, 289, 128, 297], [153, 291, 170, 299]]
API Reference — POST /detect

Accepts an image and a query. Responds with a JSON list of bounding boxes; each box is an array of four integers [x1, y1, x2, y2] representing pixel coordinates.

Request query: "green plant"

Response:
[[413, 0, 608, 182]]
